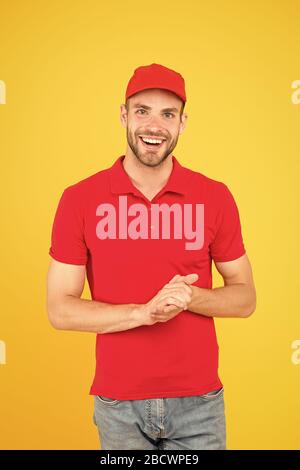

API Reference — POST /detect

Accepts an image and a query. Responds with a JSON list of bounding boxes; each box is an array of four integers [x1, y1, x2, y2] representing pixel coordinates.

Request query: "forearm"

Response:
[[187, 284, 256, 318], [49, 295, 143, 334]]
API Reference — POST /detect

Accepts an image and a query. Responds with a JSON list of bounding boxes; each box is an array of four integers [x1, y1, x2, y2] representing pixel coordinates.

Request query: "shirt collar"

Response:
[[109, 154, 189, 199]]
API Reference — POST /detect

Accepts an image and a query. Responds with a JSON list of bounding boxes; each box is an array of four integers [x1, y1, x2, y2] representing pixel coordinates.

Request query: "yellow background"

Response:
[[0, 0, 299, 450]]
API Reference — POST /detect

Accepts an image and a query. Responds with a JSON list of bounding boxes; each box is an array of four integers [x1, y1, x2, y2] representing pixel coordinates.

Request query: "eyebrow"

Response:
[[132, 103, 179, 113]]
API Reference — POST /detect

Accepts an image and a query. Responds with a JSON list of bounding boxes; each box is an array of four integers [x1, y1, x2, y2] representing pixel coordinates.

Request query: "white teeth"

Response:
[[141, 137, 163, 144]]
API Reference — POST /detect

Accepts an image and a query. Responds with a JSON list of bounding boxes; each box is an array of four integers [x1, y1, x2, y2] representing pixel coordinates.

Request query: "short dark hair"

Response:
[[180, 101, 185, 116]]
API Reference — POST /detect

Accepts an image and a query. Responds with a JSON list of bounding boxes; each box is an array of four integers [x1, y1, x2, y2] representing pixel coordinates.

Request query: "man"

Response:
[[47, 63, 256, 450]]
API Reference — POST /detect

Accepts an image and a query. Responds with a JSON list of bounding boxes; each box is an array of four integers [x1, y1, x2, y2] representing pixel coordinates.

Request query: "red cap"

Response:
[[125, 63, 186, 104]]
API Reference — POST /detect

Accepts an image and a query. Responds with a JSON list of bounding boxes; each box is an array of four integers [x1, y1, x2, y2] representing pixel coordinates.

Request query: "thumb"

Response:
[[182, 273, 199, 285]]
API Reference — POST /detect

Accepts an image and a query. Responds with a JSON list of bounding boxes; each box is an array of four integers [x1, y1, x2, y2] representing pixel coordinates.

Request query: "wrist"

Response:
[[130, 303, 146, 327], [188, 285, 200, 309]]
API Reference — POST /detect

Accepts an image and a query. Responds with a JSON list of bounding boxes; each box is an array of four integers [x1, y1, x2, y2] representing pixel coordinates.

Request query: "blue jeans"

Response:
[[92, 387, 226, 450]]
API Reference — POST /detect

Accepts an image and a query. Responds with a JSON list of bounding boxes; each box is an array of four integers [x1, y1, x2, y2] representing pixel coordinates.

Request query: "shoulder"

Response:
[[61, 166, 111, 201], [182, 163, 229, 197]]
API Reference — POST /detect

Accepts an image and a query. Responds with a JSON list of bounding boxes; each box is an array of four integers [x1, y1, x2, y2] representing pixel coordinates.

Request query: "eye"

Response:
[[135, 109, 174, 118]]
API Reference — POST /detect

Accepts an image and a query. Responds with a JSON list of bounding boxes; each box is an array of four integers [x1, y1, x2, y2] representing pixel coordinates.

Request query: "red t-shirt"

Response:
[[49, 154, 246, 400]]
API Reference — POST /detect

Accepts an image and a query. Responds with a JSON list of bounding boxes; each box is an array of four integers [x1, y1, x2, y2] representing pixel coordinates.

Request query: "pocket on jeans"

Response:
[[96, 395, 121, 405], [200, 386, 224, 401]]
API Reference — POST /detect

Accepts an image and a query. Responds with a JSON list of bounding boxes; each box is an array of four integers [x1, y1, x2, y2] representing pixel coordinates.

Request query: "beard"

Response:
[[126, 127, 180, 168]]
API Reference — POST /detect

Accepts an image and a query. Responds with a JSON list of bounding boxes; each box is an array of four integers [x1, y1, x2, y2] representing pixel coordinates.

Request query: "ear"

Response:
[[179, 113, 188, 135], [120, 103, 128, 128]]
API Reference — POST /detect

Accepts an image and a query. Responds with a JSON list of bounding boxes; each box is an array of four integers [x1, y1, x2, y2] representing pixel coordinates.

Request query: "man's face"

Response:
[[120, 88, 188, 167]]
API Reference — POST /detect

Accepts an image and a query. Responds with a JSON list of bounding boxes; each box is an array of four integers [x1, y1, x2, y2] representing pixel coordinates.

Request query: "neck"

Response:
[[122, 151, 173, 193]]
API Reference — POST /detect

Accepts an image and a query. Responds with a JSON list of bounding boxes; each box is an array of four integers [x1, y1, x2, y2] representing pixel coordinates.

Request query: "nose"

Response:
[[144, 124, 166, 139], [146, 113, 165, 130]]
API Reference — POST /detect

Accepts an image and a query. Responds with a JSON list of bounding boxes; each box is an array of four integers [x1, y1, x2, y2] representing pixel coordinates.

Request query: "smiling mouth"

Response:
[[138, 136, 166, 150]]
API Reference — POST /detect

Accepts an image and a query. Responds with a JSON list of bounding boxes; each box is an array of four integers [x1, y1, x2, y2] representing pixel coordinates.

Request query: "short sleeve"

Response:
[[210, 184, 246, 262], [48, 186, 88, 265]]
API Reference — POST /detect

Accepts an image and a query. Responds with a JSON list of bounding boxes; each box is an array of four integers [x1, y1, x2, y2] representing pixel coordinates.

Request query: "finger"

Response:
[[163, 282, 193, 295], [166, 303, 188, 312], [168, 274, 182, 284], [158, 302, 187, 315], [159, 296, 186, 310], [183, 273, 199, 284], [182, 273, 199, 285], [166, 296, 185, 308], [160, 288, 191, 304], [162, 305, 179, 314], [158, 292, 187, 306], [153, 305, 176, 317], [162, 284, 192, 296]]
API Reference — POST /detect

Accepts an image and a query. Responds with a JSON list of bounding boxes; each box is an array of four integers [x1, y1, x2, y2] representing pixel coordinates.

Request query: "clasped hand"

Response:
[[142, 273, 199, 325]]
